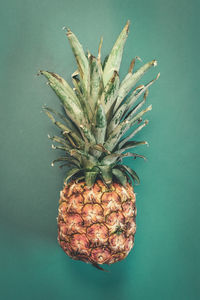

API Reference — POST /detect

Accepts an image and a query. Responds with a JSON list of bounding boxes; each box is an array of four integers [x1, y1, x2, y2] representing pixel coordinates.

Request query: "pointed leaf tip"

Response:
[[37, 70, 42, 76], [128, 58, 136, 73], [125, 20, 130, 33], [103, 21, 130, 86], [153, 60, 158, 66], [66, 28, 72, 34], [156, 72, 161, 79]]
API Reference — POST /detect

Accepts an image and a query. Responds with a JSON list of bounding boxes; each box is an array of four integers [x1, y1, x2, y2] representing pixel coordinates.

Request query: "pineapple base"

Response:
[[58, 180, 136, 265]]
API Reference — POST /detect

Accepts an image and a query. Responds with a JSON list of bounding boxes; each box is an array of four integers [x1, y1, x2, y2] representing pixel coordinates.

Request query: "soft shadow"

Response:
[[60, 251, 129, 300]]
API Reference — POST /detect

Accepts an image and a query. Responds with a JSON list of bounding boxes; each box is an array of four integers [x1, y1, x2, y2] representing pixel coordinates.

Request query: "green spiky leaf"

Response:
[[89, 55, 104, 113], [98, 165, 113, 185], [103, 21, 130, 86], [52, 156, 80, 168], [94, 104, 107, 145], [116, 140, 148, 152], [112, 168, 127, 186], [85, 171, 98, 187], [101, 151, 146, 165], [114, 60, 157, 112], [67, 29, 89, 93], [118, 120, 149, 148], [40, 21, 159, 186], [64, 167, 83, 184], [40, 71, 85, 127], [117, 164, 140, 184]]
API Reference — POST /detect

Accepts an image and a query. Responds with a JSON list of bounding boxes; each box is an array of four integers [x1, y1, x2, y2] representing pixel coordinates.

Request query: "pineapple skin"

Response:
[[58, 180, 136, 265]]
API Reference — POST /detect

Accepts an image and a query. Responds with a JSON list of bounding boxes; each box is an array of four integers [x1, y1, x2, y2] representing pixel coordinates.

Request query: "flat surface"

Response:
[[0, 0, 199, 299]]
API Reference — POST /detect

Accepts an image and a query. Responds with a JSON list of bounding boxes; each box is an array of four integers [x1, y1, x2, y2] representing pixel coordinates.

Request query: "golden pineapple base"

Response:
[[58, 180, 136, 265]]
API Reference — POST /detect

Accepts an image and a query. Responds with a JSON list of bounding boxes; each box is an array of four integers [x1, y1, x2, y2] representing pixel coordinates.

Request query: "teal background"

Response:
[[0, 0, 199, 299]]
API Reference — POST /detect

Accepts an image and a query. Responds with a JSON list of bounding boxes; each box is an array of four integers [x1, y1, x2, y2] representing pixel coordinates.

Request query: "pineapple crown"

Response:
[[39, 20, 159, 187]]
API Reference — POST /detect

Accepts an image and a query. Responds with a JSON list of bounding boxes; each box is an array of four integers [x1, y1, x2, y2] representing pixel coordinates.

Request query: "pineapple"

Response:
[[39, 20, 159, 269]]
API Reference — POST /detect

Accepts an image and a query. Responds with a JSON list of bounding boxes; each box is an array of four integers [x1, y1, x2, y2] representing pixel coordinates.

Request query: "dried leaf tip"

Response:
[[98, 37, 103, 61], [66, 28, 72, 35], [135, 56, 142, 62], [125, 20, 130, 33], [146, 142, 150, 147], [128, 56, 142, 73], [156, 72, 161, 79], [152, 60, 158, 67], [143, 90, 149, 101], [128, 58, 136, 73]]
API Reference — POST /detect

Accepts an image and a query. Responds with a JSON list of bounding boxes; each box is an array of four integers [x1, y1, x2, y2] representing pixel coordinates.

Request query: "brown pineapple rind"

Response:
[[58, 180, 136, 265]]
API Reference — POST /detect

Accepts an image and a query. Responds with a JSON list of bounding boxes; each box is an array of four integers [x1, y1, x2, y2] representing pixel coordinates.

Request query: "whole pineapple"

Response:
[[40, 21, 159, 268]]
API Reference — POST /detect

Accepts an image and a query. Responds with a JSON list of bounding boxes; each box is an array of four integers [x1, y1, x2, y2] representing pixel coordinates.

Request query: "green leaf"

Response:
[[118, 120, 149, 148], [118, 165, 140, 184], [114, 60, 157, 112], [40, 71, 79, 103], [123, 72, 160, 116], [102, 55, 109, 70], [64, 167, 82, 184], [94, 104, 107, 145], [104, 71, 120, 116], [44, 109, 84, 147], [71, 72, 92, 122], [126, 104, 152, 123], [67, 29, 89, 94], [108, 87, 149, 134], [116, 140, 148, 152], [97, 36, 103, 63], [108, 105, 152, 151], [107, 84, 144, 133], [43, 106, 70, 125], [90, 143, 110, 159], [43, 106, 81, 137], [103, 20, 130, 86], [104, 120, 128, 152], [70, 149, 98, 168], [110, 72, 159, 131], [90, 144, 111, 154], [51, 144, 72, 152], [107, 104, 125, 135], [124, 96, 147, 121], [85, 171, 98, 187], [100, 153, 121, 165], [112, 168, 127, 187], [43, 110, 71, 133], [48, 135, 71, 147], [40, 71, 85, 126], [105, 104, 151, 152], [79, 124, 96, 144], [59, 162, 78, 169], [89, 55, 104, 113], [101, 152, 146, 165], [98, 165, 113, 185], [51, 156, 80, 168]]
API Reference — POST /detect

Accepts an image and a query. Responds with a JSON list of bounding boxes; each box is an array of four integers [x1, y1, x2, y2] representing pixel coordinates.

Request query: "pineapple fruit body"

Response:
[[58, 180, 136, 265]]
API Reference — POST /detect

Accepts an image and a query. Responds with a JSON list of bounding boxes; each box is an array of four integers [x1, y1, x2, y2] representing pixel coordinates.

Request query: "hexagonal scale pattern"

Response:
[[58, 180, 136, 265]]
